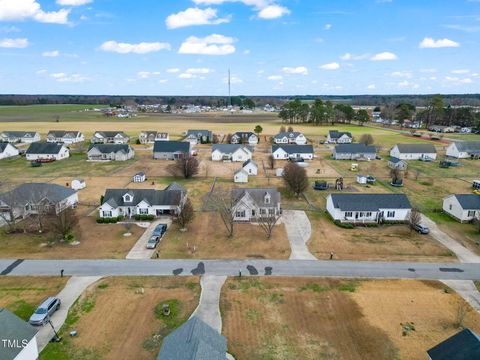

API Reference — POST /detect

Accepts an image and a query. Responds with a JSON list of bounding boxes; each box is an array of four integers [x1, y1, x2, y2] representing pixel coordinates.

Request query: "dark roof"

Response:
[[153, 141, 190, 153], [389, 157, 405, 164], [102, 187, 184, 207], [395, 143, 436, 154], [212, 144, 250, 154], [334, 144, 376, 154], [454, 141, 480, 153], [452, 194, 480, 210], [273, 131, 302, 140], [26, 142, 64, 155], [157, 316, 227, 360], [47, 130, 81, 137], [0, 143, 17, 152], [0, 183, 77, 207], [233, 131, 255, 138], [232, 187, 281, 208], [272, 144, 314, 154], [88, 144, 131, 154], [141, 131, 168, 138], [1, 131, 38, 138], [329, 193, 411, 211], [0, 308, 38, 360], [94, 131, 128, 138], [242, 159, 257, 167], [329, 130, 352, 139], [165, 182, 187, 193], [427, 328, 480, 360], [186, 130, 212, 138]]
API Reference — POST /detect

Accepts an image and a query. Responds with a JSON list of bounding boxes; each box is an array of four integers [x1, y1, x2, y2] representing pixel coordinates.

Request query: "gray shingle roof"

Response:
[[165, 182, 186, 193], [427, 328, 480, 360], [94, 131, 128, 138], [454, 141, 480, 153], [233, 131, 255, 138], [26, 142, 64, 155], [157, 316, 227, 360], [389, 157, 404, 164], [0, 143, 17, 152], [329, 193, 411, 211], [272, 144, 313, 154], [329, 130, 352, 139], [0, 183, 76, 207], [88, 144, 131, 154], [212, 144, 250, 154], [1, 131, 38, 138], [232, 187, 280, 208], [0, 308, 38, 360], [273, 131, 302, 140], [186, 130, 212, 138], [395, 143, 436, 154], [242, 159, 257, 167], [153, 141, 190, 153], [102, 187, 183, 207], [334, 144, 376, 154], [47, 130, 81, 138], [453, 194, 480, 210]]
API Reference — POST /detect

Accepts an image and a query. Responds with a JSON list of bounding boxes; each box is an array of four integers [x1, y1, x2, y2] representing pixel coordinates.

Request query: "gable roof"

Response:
[[232, 131, 256, 138], [329, 193, 411, 211], [329, 130, 352, 139], [186, 130, 212, 138], [157, 316, 227, 360], [232, 187, 280, 208], [102, 187, 184, 207], [334, 144, 376, 154], [453, 141, 480, 153], [451, 194, 480, 210], [47, 130, 81, 138], [242, 159, 257, 168], [93, 131, 128, 138], [272, 144, 314, 154], [0, 308, 38, 360], [212, 144, 250, 154], [26, 142, 65, 155], [0, 183, 76, 207], [88, 144, 131, 154], [427, 328, 480, 360], [165, 182, 187, 193], [153, 141, 190, 153], [1, 131, 38, 138], [0, 142, 17, 152], [389, 157, 406, 164], [141, 131, 168, 138], [394, 143, 436, 154], [273, 131, 302, 140]]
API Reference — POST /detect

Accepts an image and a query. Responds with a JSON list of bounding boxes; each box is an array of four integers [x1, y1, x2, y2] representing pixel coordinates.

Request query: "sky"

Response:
[[0, 0, 479, 96]]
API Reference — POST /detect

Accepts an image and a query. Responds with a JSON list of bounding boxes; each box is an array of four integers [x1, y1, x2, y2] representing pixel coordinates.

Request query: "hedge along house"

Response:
[[326, 193, 412, 224], [98, 184, 186, 218]]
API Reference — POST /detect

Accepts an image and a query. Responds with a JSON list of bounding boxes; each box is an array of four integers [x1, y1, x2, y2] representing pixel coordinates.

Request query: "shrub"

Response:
[[333, 220, 354, 229], [134, 214, 154, 221]]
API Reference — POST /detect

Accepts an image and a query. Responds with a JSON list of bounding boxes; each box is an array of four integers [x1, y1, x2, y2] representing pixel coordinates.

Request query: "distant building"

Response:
[[388, 157, 408, 170], [91, 131, 129, 144], [0, 131, 41, 144], [26, 142, 70, 161], [273, 131, 307, 145], [211, 144, 252, 162], [272, 144, 314, 160], [390, 144, 437, 161], [446, 141, 480, 159], [46, 130, 84, 144], [87, 144, 134, 161], [184, 130, 212, 144], [0, 308, 39, 360], [242, 159, 258, 175], [332, 144, 376, 160], [133, 172, 146, 183], [230, 131, 258, 145], [139, 131, 169, 144], [153, 141, 190, 160], [234, 169, 249, 183], [427, 328, 480, 360], [326, 130, 352, 144]]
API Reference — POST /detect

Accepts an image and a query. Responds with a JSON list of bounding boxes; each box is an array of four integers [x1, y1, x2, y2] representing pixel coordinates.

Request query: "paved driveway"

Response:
[[126, 218, 172, 259], [191, 275, 226, 333], [282, 210, 317, 260]]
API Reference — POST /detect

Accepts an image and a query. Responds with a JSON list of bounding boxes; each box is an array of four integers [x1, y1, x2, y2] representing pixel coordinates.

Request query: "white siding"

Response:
[[0, 144, 19, 159]]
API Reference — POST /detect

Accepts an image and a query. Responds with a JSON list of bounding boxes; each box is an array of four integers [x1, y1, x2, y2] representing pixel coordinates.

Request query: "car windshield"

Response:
[[148, 239, 156, 243], [35, 307, 47, 314]]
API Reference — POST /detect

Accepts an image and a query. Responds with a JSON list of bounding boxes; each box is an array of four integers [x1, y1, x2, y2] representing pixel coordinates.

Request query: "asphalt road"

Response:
[[1, 259, 480, 280]]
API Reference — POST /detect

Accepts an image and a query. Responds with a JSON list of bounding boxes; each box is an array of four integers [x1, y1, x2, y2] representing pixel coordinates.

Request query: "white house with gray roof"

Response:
[[0, 143, 19, 160], [211, 144, 252, 162], [87, 144, 134, 161], [390, 143, 437, 160], [0, 131, 40, 144], [327, 130, 352, 144], [184, 130, 212, 144], [446, 141, 480, 159], [153, 141, 190, 160], [332, 144, 376, 160], [0, 308, 39, 360], [26, 142, 69, 161], [139, 131, 169, 144], [273, 131, 306, 145], [443, 194, 480, 223], [242, 159, 258, 175], [230, 131, 258, 145], [46, 130, 84, 144], [91, 131, 129, 144], [231, 188, 281, 222], [272, 144, 314, 160], [98, 184, 186, 218], [326, 193, 412, 223]]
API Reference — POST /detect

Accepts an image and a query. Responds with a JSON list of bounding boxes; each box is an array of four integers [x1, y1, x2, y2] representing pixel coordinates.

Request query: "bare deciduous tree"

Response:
[[50, 207, 78, 242], [268, 155, 275, 170], [168, 157, 199, 179], [287, 126, 294, 132], [359, 134, 374, 146], [283, 163, 308, 198], [256, 210, 281, 239], [177, 198, 195, 231], [390, 167, 403, 185], [279, 125, 286, 133], [409, 207, 421, 233], [210, 187, 235, 238], [0, 189, 19, 233]]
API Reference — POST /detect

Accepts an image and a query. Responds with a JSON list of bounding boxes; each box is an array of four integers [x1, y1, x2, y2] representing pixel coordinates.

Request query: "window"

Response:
[[260, 208, 266, 215], [366, 212, 372, 217], [449, 204, 453, 210], [265, 196, 271, 204], [269, 208, 275, 215], [387, 211, 396, 218], [236, 210, 246, 217], [468, 210, 476, 217], [345, 212, 353, 217], [139, 208, 148, 215], [103, 211, 112, 217]]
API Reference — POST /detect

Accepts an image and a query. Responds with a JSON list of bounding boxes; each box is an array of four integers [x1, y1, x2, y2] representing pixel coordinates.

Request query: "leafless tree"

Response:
[[268, 155, 275, 170], [50, 208, 78, 241], [210, 187, 235, 238], [256, 210, 281, 239], [390, 167, 403, 185], [212, 134, 219, 144], [177, 198, 195, 231], [168, 157, 199, 179], [24, 187, 51, 233], [279, 125, 286, 133], [0, 189, 19, 233], [226, 133, 232, 144], [359, 134, 374, 146], [408, 207, 421, 233], [287, 126, 294, 132], [283, 163, 308, 198]]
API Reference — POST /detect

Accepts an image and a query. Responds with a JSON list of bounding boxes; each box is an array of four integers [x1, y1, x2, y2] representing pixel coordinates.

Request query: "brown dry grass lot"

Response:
[[221, 278, 480, 360], [41, 276, 200, 360], [0, 277, 69, 321], [157, 212, 291, 259]]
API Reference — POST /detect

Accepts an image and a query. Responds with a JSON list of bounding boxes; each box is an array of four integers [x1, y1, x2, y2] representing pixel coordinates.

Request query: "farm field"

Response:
[[41, 276, 200, 360], [221, 277, 480, 360]]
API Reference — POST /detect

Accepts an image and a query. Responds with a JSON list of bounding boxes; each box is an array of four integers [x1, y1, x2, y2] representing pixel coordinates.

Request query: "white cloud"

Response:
[[419, 37, 459, 48], [178, 34, 236, 55], [451, 69, 469, 74], [0, 0, 70, 24], [166, 7, 230, 29], [367, 84, 376, 90], [0, 37, 28, 48], [324, 23, 332, 30], [268, 75, 283, 81], [445, 76, 473, 84], [42, 50, 59, 57], [0, 26, 20, 33], [36, 69, 47, 75], [258, 5, 290, 19], [281, 66, 308, 75], [166, 68, 180, 73], [340, 52, 369, 61], [99, 41, 171, 54], [397, 80, 420, 89], [186, 67, 213, 74], [137, 71, 161, 79], [391, 71, 412, 78], [51, 72, 89, 83], [56, 0, 92, 5], [319, 62, 340, 70], [370, 52, 397, 61], [223, 75, 242, 84], [179, 73, 194, 79], [419, 68, 437, 73]]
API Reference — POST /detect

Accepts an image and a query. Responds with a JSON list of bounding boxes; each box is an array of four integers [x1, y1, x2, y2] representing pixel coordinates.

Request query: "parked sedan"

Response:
[[29, 297, 61, 326], [146, 237, 159, 249], [413, 224, 430, 235]]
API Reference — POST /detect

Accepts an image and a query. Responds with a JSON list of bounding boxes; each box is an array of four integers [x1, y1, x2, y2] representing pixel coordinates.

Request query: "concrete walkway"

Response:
[[442, 280, 480, 312], [126, 218, 172, 259], [191, 275, 227, 333], [37, 276, 101, 351], [282, 210, 317, 260]]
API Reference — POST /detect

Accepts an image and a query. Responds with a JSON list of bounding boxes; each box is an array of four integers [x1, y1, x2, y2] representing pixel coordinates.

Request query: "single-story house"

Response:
[[71, 179, 86, 190], [0, 143, 19, 160], [0, 131, 41, 144], [232, 187, 281, 222], [242, 159, 258, 175], [0, 183, 78, 221], [443, 194, 480, 223], [273, 131, 307, 145], [211, 144, 252, 162], [234, 169, 249, 183], [446, 141, 480, 159], [326, 130, 352, 144], [153, 141, 190, 160], [390, 144, 437, 160], [46, 130, 84, 144], [332, 144, 376, 160], [91, 131, 129, 144], [157, 316, 227, 360], [0, 308, 39, 360], [326, 193, 412, 223], [87, 144, 134, 161], [98, 184, 186, 218], [231, 131, 258, 145], [184, 130, 212, 144], [272, 144, 314, 160], [427, 328, 480, 360], [139, 131, 169, 144], [388, 157, 408, 170], [133, 172, 146, 183], [26, 142, 69, 161]]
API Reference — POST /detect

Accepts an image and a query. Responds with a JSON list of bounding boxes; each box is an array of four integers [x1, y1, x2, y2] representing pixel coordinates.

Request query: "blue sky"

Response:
[[0, 0, 479, 96]]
